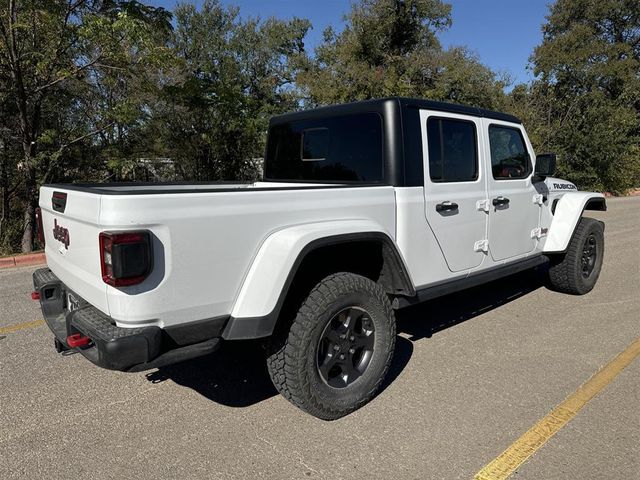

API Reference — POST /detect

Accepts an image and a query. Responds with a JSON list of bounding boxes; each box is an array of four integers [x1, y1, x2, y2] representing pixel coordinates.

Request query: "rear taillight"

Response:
[[35, 207, 45, 246], [99, 231, 152, 287]]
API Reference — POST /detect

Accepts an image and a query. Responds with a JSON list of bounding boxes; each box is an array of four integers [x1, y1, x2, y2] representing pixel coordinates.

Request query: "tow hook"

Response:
[[66, 333, 91, 348], [31, 291, 40, 300], [54, 338, 70, 353]]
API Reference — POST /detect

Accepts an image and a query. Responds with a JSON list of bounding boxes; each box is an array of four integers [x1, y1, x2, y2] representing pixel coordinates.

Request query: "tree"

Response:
[[297, 0, 508, 109], [147, 0, 310, 181], [521, 0, 640, 192], [0, 91, 22, 250], [0, 0, 172, 252]]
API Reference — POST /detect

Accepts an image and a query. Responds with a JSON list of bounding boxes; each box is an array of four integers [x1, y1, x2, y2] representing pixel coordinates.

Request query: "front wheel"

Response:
[[547, 217, 605, 295], [266, 272, 396, 420]]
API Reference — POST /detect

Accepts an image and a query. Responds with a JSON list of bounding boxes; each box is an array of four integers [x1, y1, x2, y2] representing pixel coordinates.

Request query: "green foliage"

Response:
[[145, 0, 311, 180], [0, 215, 23, 256], [0, 0, 177, 251], [510, 0, 640, 193], [297, 0, 507, 109]]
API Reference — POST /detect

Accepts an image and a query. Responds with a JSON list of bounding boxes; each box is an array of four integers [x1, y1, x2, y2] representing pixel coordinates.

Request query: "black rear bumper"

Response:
[[33, 268, 224, 372]]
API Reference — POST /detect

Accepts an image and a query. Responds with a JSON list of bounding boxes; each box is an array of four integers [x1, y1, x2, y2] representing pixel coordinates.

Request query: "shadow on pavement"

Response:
[[396, 266, 547, 341], [146, 267, 547, 408], [145, 339, 277, 407]]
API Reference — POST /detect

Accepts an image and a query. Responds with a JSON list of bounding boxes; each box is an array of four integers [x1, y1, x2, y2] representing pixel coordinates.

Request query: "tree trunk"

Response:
[[20, 149, 37, 253], [21, 201, 34, 252], [0, 151, 8, 239]]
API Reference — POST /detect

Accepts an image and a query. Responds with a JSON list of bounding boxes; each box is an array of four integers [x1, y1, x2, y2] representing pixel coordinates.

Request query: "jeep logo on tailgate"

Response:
[[53, 219, 70, 249]]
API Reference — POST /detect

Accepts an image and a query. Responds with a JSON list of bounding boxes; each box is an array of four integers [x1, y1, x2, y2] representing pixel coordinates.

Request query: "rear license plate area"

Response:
[[67, 292, 80, 312]]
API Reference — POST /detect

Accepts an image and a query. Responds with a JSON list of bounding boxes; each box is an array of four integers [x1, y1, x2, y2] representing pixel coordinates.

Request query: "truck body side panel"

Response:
[[39, 185, 397, 328], [394, 187, 453, 288], [229, 219, 399, 321]]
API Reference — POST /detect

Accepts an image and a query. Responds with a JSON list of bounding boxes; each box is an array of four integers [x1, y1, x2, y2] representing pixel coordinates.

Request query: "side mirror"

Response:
[[535, 153, 556, 178]]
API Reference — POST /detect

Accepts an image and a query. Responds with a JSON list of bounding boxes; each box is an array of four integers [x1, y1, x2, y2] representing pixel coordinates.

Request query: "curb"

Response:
[[0, 252, 46, 270]]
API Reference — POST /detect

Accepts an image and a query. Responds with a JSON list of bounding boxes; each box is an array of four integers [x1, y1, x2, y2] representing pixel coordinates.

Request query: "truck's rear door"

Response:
[[420, 110, 489, 273]]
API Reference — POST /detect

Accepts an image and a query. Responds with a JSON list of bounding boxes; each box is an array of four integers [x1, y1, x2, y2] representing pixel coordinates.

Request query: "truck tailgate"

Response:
[[39, 186, 108, 314]]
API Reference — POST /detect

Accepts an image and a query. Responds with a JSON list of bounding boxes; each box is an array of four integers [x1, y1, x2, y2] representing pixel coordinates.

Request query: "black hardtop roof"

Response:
[[270, 97, 521, 125]]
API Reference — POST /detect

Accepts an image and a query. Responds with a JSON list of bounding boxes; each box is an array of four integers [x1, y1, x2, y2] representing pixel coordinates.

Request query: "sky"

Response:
[[149, 0, 552, 86]]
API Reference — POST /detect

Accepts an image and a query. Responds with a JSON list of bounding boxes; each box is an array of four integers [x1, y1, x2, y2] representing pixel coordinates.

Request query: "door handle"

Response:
[[492, 196, 510, 206], [436, 201, 459, 212]]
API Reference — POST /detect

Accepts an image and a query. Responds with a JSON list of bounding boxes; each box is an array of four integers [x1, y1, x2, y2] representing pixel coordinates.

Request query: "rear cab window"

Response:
[[265, 113, 384, 183]]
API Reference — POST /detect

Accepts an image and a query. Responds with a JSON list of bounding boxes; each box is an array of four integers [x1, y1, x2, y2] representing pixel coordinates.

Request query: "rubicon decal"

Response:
[[553, 183, 577, 190], [53, 219, 70, 249]]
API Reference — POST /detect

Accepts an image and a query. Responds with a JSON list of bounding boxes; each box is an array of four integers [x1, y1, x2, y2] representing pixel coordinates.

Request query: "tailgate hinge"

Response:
[[474, 239, 489, 253], [531, 227, 548, 239], [533, 194, 544, 205], [476, 199, 491, 212]]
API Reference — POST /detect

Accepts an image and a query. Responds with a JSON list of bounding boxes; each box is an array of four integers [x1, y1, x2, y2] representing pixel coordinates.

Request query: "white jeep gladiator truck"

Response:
[[32, 97, 605, 419]]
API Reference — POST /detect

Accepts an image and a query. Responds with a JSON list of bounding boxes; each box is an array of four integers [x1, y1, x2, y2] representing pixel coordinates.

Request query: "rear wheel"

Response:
[[266, 272, 395, 420], [547, 217, 604, 295]]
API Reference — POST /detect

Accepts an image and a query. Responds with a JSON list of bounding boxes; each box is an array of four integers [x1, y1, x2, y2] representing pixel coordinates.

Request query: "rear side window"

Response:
[[489, 125, 531, 179], [427, 118, 478, 182], [265, 113, 383, 182]]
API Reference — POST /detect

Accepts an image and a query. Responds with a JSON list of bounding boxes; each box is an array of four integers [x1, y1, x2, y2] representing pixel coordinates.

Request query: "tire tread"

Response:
[[266, 272, 395, 420], [547, 217, 604, 295]]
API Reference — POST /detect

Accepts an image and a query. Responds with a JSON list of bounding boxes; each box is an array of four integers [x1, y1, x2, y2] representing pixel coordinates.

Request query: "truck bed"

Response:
[[39, 181, 397, 330]]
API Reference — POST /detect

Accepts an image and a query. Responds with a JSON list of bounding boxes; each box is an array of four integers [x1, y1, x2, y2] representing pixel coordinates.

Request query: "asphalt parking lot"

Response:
[[1, 197, 638, 480]]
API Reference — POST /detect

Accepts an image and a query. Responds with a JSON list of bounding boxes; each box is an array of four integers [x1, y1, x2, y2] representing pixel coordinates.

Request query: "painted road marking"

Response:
[[475, 336, 640, 480], [0, 319, 45, 335]]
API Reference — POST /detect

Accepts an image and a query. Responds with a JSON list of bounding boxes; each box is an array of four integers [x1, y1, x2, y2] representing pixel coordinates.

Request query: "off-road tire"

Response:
[[547, 217, 604, 295], [266, 272, 395, 420]]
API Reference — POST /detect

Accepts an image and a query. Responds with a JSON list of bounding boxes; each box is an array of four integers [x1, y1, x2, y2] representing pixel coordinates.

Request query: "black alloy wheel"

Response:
[[581, 234, 597, 278], [316, 306, 375, 388], [266, 272, 396, 420]]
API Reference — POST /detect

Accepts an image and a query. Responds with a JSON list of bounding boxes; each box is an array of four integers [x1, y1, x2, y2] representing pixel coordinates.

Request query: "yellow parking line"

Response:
[[475, 336, 640, 480], [0, 319, 45, 335]]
